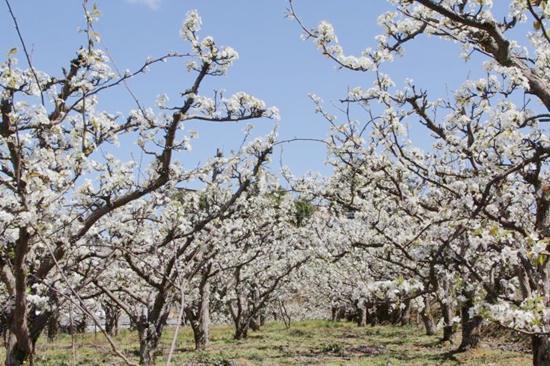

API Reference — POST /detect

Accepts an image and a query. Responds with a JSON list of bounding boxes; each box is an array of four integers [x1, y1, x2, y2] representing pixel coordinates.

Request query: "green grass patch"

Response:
[[0, 320, 531, 365]]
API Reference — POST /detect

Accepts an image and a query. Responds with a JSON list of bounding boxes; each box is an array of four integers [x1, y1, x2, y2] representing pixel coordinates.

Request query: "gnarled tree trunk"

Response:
[[458, 291, 483, 351], [136, 309, 170, 365]]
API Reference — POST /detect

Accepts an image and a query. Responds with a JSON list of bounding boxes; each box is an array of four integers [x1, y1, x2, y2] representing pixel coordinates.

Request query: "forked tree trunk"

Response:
[[234, 318, 250, 340], [278, 301, 291, 328], [136, 310, 169, 365], [137, 322, 161, 365], [138, 329, 159, 365]]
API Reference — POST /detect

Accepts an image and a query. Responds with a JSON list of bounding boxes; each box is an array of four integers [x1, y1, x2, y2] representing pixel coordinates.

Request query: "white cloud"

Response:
[[126, 0, 161, 10]]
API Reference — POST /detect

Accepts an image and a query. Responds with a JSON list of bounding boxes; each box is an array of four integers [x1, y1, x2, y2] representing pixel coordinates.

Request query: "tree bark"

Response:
[[531, 178, 550, 365], [191, 276, 211, 350], [400, 299, 411, 326], [420, 298, 436, 336], [356, 304, 367, 327], [367, 305, 377, 326], [249, 285, 261, 332], [331, 306, 337, 322], [278, 301, 291, 328], [5, 331, 33, 366], [234, 319, 249, 340], [136, 308, 169, 365], [137, 320, 161, 366], [458, 294, 483, 351], [533, 335, 550, 366], [46, 313, 59, 342], [439, 277, 456, 343], [6, 230, 34, 366], [103, 301, 121, 337], [138, 327, 159, 366]]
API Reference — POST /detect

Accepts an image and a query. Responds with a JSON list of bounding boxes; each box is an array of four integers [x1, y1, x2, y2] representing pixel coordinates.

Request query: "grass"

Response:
[[0, 320, 532, 365]]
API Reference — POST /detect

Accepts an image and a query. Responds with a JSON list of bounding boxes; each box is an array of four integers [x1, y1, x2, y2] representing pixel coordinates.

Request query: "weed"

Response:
[[287, 328, 311, 338], [320, 342, 345, 355], [246, 352, 265, 361]]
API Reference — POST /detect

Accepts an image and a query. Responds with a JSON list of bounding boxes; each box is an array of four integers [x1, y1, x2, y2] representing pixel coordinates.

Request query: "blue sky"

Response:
[[1, 0, 482, 177]]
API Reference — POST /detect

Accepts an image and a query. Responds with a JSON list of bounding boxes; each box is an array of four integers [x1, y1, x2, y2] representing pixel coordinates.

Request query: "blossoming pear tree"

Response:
[[0, 3, 278, 365]]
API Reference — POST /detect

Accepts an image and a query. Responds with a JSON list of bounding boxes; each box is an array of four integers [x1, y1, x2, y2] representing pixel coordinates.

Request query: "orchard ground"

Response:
[[4, 320, 531, 365]]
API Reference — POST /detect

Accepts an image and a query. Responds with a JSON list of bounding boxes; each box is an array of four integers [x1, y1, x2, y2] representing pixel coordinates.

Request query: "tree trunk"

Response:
[[440, 300, 455, 343], [47, 313, 59, 342], [420, 299, 436, 336], [193, 319, 209, 351], [458, 314, 483, 351], [136, 308, 169, 365], [458, 294, 483, 351], [367, 305, 376, 326], [331, 306, 337, 322], [234, 320, 249, 340], [531, 178, 550, 365], [138, 332, 158, 365], [356, 305, 367, 327], [103, 301, 121, 337], [193, 278, 211, 350], [400, 299, 411, 326], [278, 301, 291, 328], [5, 331, 33, 366], [137, 320, 161, 366], [533, 335, 550, 366], [439, 276, 456, 343], [6, 231, 34, 366], [75, 314, 87, 334], [1, 310, 7, 347], [442, 323, 454, 343], [249, 285, 261, 332]]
